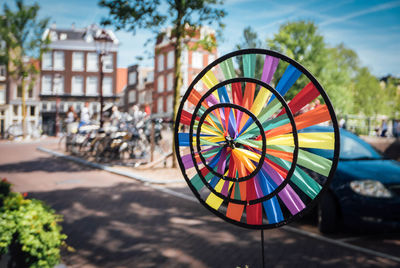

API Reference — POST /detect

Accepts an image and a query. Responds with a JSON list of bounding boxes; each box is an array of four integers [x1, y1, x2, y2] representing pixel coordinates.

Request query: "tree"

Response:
[[266, 21, 363, 115], [267, 20, 328, 100], [0, 0, 49, 137], [99, 0, 226, 167], [235, 26, 264, 78], [352, 67, 382, 116]]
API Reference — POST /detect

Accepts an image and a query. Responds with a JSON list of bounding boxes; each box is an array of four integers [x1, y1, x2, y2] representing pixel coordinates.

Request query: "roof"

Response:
[[116, 68, 127, 94]]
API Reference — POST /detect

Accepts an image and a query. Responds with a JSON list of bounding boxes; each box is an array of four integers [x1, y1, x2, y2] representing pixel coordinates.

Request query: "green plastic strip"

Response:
[[267, 145, 332, 177], [243, 54, 256, 78], [220, 58, 236, 80]]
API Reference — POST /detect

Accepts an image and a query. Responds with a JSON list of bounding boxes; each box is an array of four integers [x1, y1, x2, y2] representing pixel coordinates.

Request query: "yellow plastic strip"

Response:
[[298, 132, 335, 150], [201, 136, 225, 143], [250, 87, 271, 117], [201, 70, 220, 99], [205, 192, 224, 210], [267, 133, 334, 149], [232, 148, 261, 162], [201, 125, 223, 136], [214, 179, 225, 192]]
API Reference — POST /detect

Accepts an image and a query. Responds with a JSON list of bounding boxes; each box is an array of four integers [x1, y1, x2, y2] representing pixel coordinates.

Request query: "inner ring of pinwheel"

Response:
[[196, 103, 267, 182]]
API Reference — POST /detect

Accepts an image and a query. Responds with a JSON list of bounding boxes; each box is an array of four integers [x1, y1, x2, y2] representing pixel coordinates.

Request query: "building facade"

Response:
[[153, 26, 218, 118], [124, 64, 154, 112], [40, 24, 119, 135]]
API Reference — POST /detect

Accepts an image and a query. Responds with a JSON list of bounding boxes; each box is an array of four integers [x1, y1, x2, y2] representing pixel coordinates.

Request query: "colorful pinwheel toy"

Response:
[[174, 49, 340, 229]]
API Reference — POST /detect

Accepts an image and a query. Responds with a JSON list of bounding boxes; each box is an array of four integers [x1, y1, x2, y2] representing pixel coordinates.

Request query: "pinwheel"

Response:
[[174, 49, 340, 230]]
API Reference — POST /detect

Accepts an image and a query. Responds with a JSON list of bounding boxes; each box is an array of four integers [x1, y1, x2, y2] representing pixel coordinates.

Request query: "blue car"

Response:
[[302, 126, 400, 233]]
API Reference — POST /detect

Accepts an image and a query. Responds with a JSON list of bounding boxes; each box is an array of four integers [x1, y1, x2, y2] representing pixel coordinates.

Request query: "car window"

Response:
[[340, 134, 381, 160]]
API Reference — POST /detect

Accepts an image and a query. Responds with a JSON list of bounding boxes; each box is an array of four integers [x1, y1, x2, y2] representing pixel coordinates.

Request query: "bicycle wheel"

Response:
[[174, 49, 340, 229]]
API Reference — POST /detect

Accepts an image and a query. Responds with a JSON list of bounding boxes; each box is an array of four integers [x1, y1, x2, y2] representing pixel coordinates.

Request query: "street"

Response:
[[0, 138, 399, 268]]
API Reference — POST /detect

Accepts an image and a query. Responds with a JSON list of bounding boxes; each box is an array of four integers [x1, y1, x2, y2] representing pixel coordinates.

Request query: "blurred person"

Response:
[[394, 119, 400, 138], [381, 119, 388, 137], [65, 106, 76, 124], [79, 102, 91, 128], [110, 105, 121, 127], [339, 117, 347, 129]]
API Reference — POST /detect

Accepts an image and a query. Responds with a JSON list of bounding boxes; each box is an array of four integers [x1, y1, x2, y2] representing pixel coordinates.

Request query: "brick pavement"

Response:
[[0, 139, 398, 268]]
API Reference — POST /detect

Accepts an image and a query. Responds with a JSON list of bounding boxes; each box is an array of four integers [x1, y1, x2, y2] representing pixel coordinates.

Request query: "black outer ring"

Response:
[[196, 103, 267, 182], [174, 48, 340, 230], [188, 78, 298, 205]]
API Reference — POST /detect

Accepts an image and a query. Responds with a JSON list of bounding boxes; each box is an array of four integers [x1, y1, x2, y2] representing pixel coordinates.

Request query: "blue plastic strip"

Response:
[[258, 169, 283, 224], [269, 64, 301, 103], [218, 86, 230, 103]]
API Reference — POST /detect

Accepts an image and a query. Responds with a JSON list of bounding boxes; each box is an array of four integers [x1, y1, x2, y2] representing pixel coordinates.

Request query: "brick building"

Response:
[[123, 64, 154, 112], [153, 26, 217, 118], [40, 24, 119, 135]]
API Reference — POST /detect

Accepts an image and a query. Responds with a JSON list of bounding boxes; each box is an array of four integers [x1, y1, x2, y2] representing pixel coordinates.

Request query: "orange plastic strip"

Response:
[[267, 149, 294, 162], [226, 202, 245, 222], [266, 105, 331, 138]]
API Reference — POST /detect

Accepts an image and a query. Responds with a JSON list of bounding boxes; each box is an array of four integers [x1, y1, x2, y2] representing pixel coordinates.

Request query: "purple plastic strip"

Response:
[[221, 181, 230, 196], [261, 55, 280, 84], [262, 163, 305, 215], [182, 154, 195, 169]]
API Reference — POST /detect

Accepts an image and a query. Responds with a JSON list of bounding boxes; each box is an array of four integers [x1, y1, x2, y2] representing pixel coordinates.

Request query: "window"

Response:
[[208, 54, 215, 65], [53, 75, 64, 94], [86, 76, 98, 96], [103, 77, 112, 96], [157, 75, 164, 92], [87, 53, 98, 72], [30, 106, 35, 116], [128, 71, 137, 85], [72, 52, 84, 71], [0, 65, 6, 78], [167, 95, 173, 113], [167, 51, 174, 69], [54, 51, 64, 70], [71, 76, 84, 95], [157, 54, 164, 72], [0, 84, 5, 105], [13, 105, 19, 116], [41, 75, 52, 94], [192, 52, 203, 68], [139, 92, 145, 104], [102, 54, 113, 72], [146, 71, 154, 83], [128, 90, 136, 103], [167, 73, 173, 91], [157, 97, 163, 113], [42, 52, 52, 70]]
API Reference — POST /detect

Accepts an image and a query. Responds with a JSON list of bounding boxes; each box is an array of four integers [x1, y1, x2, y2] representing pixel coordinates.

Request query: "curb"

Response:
[[37, 147, 183, 185]]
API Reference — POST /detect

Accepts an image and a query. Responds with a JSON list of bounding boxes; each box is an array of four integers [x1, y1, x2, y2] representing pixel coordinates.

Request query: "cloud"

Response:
[[320, 0, 400, 26]]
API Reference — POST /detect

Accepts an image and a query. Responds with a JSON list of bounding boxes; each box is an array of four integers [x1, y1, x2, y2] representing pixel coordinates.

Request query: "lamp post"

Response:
[[94, 29, 113, 128]]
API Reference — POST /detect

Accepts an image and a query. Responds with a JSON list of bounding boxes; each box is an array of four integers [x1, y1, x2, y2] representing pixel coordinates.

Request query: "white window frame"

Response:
[[53, 75, 64, 95], [42, 52, 52, 70], [167, 50, 174, 69], [72, 52, 84, 71], [128, 71, 137, 85], [167, 73, 173, 92], [157, 54, 164, 72], [157, 75, 164, 93], [102, 77, 113, 96], [41, 75, 52, 95], [71, 76, 84, 95], [166, 95, 173, 113], [53, 51, 64, 70], [192, 51, 203, 69], [102, 54, 113, 72], [86, 76, 98, 96], [86, 52, 98, 72], [128, 90, 136, 103], [157, 97, 163, 114]]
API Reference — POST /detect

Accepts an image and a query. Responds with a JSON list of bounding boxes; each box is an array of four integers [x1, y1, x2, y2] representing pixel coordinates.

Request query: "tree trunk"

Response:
[[171, 24, 184, 168]]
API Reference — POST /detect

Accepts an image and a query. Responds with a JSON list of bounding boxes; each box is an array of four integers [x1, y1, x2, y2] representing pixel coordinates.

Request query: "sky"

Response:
[[7, 0, 400, 77]]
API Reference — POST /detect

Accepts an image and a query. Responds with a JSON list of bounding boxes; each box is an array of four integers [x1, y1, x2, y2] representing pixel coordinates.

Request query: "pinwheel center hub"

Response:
[[225, 135, 236, 149]]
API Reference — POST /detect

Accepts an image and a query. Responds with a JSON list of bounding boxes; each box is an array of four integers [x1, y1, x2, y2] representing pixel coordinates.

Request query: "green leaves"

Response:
[[0, 182, 66, 268]]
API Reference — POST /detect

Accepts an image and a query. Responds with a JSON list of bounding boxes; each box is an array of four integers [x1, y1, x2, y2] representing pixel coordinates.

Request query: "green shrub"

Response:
[[0, 180, 67, 268]]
